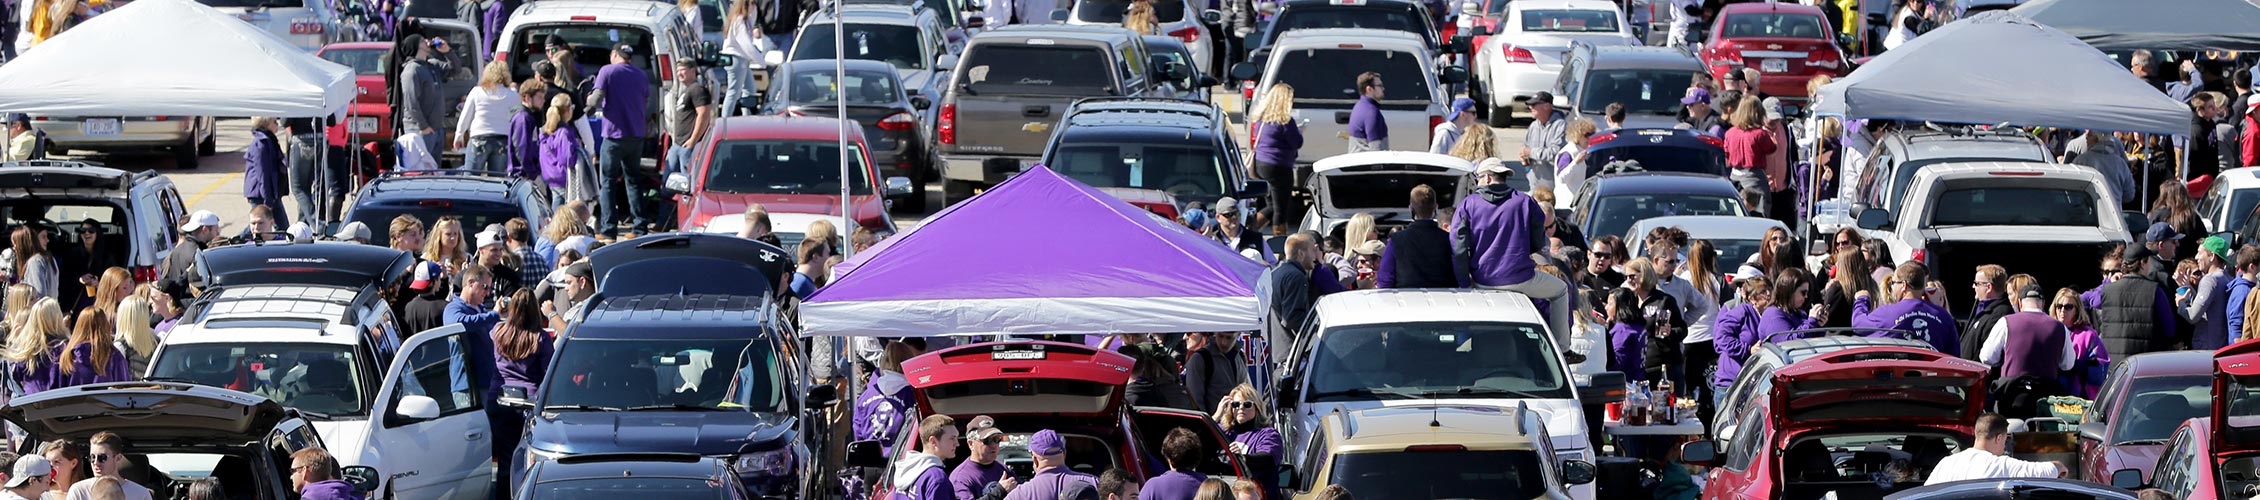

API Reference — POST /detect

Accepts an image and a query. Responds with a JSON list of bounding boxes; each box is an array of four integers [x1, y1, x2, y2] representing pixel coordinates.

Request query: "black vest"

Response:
[[2096, 275, 2166, 365], [1384, 220, 1455, 288]]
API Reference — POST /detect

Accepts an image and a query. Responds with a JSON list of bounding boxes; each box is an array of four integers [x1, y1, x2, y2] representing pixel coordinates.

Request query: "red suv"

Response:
[[669, 116, 899, 235], [1698, 2, 1848, 100], [1680, 346, 1986, 500], [2111, 341, 2260, 498], [848, 341, 1246, 498]]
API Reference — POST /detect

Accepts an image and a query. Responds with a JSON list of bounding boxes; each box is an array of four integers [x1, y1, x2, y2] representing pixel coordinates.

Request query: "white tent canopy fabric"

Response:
[[0, 0, 354, 118]]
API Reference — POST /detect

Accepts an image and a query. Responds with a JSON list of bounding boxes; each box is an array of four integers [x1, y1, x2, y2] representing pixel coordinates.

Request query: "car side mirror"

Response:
[[1560, 460, 1597, 485], [806, 383, 840, 408], [498, 386, 535, 410], [665, 172, 692, 194], [2077, 421, 2106, 442], [1679, 440, 1722, 467], [1447, 36, 1470, 55], [1198, 75, 1219, 87], [885, 176, 915, 196], [1050, 8, 1069, 21], [1855, 207, 1891, 230], [2110, 468, 2144, 490], [1439, 66, 1468, 84], [966, 15, 987, 28], [1577, 371, 1626, 404], [1459, 0, 1480, 16], [340, 465, 380, 493], [1201, 8, 1223, 24], [1229, 63, 1260, 82], [1161, 61, 1192, 83], [910, 95, 932, 110], [1272, 369, 1300, 408], [395, 395, 441, 421], [762, 50, 786, 67], [1275, 464, 1298, 490], [846, 439, 887, 468], [937, 53, 959, 70]]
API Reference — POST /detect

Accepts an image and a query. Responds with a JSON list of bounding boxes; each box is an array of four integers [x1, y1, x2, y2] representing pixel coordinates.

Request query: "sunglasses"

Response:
[[1593, 252, 1617, 259], [1973, 281, 1993, 286], [1834, 240, 1855, 246], [1228, 401, 1256, 409], [94, 453, 117, 463], [2053, 304, 2078, 310]]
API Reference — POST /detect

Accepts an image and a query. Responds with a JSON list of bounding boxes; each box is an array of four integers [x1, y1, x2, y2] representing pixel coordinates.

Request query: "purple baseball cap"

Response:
[[1030, 429, 1066, 456], [1681, 87, 1712, 106]]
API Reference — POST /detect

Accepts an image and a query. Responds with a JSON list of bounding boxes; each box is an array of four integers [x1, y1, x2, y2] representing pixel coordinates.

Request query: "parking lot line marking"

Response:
[[185, 172, 242, 208]]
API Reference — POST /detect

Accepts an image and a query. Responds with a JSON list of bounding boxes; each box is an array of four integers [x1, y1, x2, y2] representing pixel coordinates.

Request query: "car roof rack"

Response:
[[1066, 97, 1216, 120], [375, 169, 521, 182]]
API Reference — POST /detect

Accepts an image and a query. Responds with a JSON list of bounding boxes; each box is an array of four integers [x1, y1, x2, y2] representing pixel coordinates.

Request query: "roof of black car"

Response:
[[977, 24, 1139, 43], [1589, 172, 1740, 197], [576, 294, 776, 336], [531, 453, 728, 484], [198, 241, 415, 290], [359, 172, 521, 201]]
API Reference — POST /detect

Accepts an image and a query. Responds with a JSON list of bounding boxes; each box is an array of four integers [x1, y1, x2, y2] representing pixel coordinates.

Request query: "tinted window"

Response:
[[392, 332, 482, 419], [1520, 9, 1619, 32], [1308, 322, 1570, 401], [1272, 6, 1425, 44], [1929, 187, 2097, 227], [1588, 194, 1742, 243], [1576, 70, 1697, 115], [1274, 49, 1429, 101], [346, 206, 525, 248], [2226, 189, 2260, 235], [532, 478, 731, 499], [793, 24, 927, 70], [961, 45, 1118, 95], [1050, 144, 1229, 203], [1077, 0, 1187, 23], [1329, 450, 1549, 499], [152, 343, 368, 417], [1720, 12, 1829, 39], [783, 69, 904, 105], [321, 48, 388, 76], [702, 140, 874, 195], [2108, 374, 2210, 445], [541, 338, 787, 412]]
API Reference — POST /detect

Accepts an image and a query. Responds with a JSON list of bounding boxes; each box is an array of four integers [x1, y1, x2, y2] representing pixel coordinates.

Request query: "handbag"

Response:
[[1244, 122, 1267, 181]]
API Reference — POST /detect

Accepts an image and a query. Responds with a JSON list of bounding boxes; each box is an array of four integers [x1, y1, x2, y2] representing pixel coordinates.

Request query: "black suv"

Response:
[[342, 170, 548, 247], [516, 453, 751, 499], [504, 234, 832, 498], [1039, 97, 1252, 220]]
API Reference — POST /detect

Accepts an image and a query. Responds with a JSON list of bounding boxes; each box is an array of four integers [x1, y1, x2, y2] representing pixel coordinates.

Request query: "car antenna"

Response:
[[1429, 404, 1440, 428]]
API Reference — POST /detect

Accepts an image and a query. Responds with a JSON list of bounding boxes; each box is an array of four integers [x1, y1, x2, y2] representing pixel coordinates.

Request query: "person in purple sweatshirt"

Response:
[[1140, 428, 1208, 500], [1607, 259, 1662, 383], [1454, 160, 1571, 347], [1212, 385, 1280, 500], [854, 342, 918, 456], [1250, 83, 1305, 232], [506, 81, 548, 188], [1754, 268, 1827, 345], [1711, 275, 1770, 390], [1346, 72, 1388, 153], [951, 415, 1018, 500], [1852, 262, 1960, 354], [56, 311, 128, 389], [891, 415, 959, 500], [539, 94, 584, 210], [290, 448, 363, 500]]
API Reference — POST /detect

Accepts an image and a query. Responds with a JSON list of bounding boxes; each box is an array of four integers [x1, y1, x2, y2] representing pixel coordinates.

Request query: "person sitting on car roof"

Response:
[[1453, 159, 1571, 347]]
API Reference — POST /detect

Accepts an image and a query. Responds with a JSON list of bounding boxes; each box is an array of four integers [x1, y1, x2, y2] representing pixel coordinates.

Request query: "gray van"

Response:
[[932, 24, 1170, 202]]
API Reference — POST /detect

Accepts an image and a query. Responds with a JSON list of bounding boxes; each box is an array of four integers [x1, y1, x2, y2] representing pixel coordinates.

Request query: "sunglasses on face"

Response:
[[94, 453, 117, 463], [1228, 401, 1256, 409], [2053, 304, 2078, 311]]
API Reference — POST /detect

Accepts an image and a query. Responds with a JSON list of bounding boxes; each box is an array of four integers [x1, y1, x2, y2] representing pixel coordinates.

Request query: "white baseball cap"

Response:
[[334, 221, 372, 242], [178, 210, 222, 232]]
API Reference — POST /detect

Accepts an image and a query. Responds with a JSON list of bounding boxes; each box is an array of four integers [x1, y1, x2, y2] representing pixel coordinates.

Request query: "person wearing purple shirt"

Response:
[[1003, 430, 1099, 500], [1753, 269, 1827, 345], [538, 96, 584, 209], [1345, 72, 1388, 152], [1454, 160, 1570, 346], [1212, 385, 1280, 500], [588, 44, 654, 236], [1710, 276, 1768, 388], [952, 416, 1017, 500], [56, 315, 130, 389], [1140, 429, 1208, 500], [506, 82, 547, 184], [1852, 263, 1960, 354]]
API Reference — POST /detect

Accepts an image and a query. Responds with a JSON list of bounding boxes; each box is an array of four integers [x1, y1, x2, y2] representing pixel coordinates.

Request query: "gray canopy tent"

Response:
[[2011, 0, 2260, 52]]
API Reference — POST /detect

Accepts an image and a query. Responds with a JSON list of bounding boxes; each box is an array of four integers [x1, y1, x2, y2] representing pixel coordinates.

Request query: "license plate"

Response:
[[1761, 59, 1788, 73], [1018, 159, 1039, 171], [992, 350, 1045, 361], [80, 118, 120, 137], [350, 117, 378, 134]]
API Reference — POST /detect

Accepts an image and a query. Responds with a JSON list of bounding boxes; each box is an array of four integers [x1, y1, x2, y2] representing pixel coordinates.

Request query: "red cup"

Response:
[[1606, 402, 1623, 421]]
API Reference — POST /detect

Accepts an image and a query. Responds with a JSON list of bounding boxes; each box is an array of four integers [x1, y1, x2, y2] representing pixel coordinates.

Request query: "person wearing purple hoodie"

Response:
[[1711, 275, 1770, 389], [55, 312, 128, 389], [289, 448, 363, 500], [1606, 258, 1665, 383], [1214, 385, 1280, 500], [506, 81, 548, 187], [1454, 159, 1570, 347], [1250, 84, 1304, 232], [1140, 428, 1209, 500], [1852, 262, 1960, 354], [538, 94, 585, 210], [891, 415, 959, 500], [1753, 268, 1828, 346], [854, 342, 918, 456]]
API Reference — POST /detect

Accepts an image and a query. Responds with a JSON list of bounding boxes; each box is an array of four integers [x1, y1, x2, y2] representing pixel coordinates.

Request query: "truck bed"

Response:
[[1929, 240, 2114, 320]]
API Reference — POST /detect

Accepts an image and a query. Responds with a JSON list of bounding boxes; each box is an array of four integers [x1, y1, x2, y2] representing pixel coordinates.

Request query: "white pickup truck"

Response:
[[1852, 161, 2137, 315]]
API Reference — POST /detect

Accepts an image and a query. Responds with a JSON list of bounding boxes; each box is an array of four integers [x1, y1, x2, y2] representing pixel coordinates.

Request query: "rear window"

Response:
[[1520, 9, 1618, 33], [1274, 49, 1429, 101], [702, 140, 875, 195], [320, 48, 387, 76], [1929, 187, 2098, 227], [1720, 12, 1830, 39], [1584, 145, 1728, 177], [509, 26, 656, 83], [792, 23, 927, 71], [1077, 0, 1187, 23], [0, 202, 127, 262], [1050, 144, 1230, 203], [960, 45, 1119, 95], [1588, 194, 1741, 243], [783, 69, 904, 106], [1326, 173, 1463, 210], [1576, 70, 1697, 115], [346, 206, 523, 248]]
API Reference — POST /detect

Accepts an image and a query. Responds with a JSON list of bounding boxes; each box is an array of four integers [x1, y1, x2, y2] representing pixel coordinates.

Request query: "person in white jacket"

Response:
[[718, 0, 772, 104], [1666, 0, 1699, 47], [455, 63, 522, 172]]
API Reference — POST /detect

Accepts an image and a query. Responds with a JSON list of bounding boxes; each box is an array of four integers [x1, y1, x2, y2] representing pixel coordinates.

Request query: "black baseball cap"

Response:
[[2019, 284, 2045, 300], [546, 34, 570, 49], [1530, 91, 1554, 106], [614, 43, 636, 57]]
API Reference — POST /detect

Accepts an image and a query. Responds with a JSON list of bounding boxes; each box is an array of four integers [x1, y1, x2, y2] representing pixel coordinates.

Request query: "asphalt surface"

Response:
[[121, 92, 1530, 232]]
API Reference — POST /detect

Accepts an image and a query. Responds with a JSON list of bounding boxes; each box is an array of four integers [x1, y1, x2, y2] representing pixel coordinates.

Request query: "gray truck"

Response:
[[933, 24, 1175, 202]]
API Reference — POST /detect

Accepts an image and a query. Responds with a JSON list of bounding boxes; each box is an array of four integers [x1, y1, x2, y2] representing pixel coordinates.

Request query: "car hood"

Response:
[[527, 410, 797, 456], [2103, 442, 2165, 481], [313, 419, 373, 467], [1, 382, 289, 441], [1296, 398, 1589, 453], [687, 192, 889, 232]]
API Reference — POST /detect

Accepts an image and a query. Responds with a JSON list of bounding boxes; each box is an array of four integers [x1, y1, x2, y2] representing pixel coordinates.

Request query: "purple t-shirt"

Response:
[[593, 62, 652, 139], [1142, 470, 1208, 500], [950, 459, 1007, 500]]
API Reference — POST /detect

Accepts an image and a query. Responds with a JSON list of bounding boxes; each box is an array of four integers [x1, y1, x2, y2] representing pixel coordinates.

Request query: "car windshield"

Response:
[[1589, 194, 1743, 243], [321, 48, 387, 76], [541, 338, 787, 412], [1307, 322, 1570, 401], [1577, 70, 1697, 115], [702, 140, 875, 195], [1928, 187, 2098, 227], [1275, 49, 1429, 101], [1721, 12, 1829, 39], [1050, 144, 1229, 203], [2227, 189, 2260, 234], [961, 45, 1118, 95], [1077, 0, 1187, 22], [1271, 7, 1427, 46], [1329, 450, 1549, 499], [150, 343, 367, 418], [1520, 9, 1618, 32], [783, 68, 903, 106], [532, 478, 730, 499], [2109, 374, 2211, 444], [793, 23, 927, 71]]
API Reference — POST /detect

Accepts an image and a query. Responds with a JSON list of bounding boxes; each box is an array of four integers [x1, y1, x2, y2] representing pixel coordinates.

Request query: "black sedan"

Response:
[[762, 59, 932, 209]]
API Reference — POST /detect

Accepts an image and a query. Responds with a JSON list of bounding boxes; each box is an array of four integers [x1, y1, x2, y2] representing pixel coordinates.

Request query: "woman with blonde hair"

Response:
[[57, 309, 127, 387], [538, 201, 593, 264], [1212, 383, 1281, 500], [1553, 119, 1599, 192], [4, 283, 37, 335], [1123, 0, 1158, 35], [5, 297, 64, 395], [423, 218, 472, 279], [1250, 83, 1304, 233], [539, 94, 597, 209], [1448, 123, 1500, 164], [456, 62, 524, 173], [113, 295, 156, 377]]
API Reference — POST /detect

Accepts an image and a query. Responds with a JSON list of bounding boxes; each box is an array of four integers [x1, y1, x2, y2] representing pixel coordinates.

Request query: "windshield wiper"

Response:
[[543, 404, 623, 412], [2116, 438, 2169, 446], [296, 410, 334, 419], [622, 404, 730, 412], [1302, 387, 1422, 401]]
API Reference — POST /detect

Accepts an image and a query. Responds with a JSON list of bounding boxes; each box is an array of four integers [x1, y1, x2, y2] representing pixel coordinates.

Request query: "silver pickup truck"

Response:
[[1233, 28, 1463, 178], [932, 24, 1172, 202], [1853, 161, 2136, 315]]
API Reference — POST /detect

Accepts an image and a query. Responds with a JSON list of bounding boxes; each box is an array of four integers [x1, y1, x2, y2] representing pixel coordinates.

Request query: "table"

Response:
[[1602, 418, 1707, 437]]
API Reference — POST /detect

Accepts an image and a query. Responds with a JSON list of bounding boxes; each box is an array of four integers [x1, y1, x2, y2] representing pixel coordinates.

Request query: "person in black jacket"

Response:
[[1377, 185, 1455, 288], [1263, 233, 1318, 366], [1962, 264, 2015, 361]]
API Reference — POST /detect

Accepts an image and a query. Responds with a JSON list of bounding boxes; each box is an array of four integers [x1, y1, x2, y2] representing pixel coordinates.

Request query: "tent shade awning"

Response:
[[2012, 0, 2260, 52], [0, 0, 354, 118]]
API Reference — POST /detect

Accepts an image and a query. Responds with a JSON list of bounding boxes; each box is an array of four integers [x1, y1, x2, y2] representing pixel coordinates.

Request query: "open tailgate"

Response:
[[2212, 341, 2260, 453], [1770, 346, 1987, 429], [902, 341, 1135, 418]]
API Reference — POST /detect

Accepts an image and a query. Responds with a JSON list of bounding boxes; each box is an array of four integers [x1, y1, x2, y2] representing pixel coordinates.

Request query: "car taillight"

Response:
[[1911, 249, 1927, 266], [1587, 132, 1616, 146], [570, 15, 596, 20], [1696, 135, 1725, 149], [150, 116, 169, 121], [938, 103, 956, 144], [131, 266, 158, 285], [290, 20, 324, 34], [1429, 115, 1443, 140], [1242, 81, 1256, 100], [1168, 26, 1200, 43], [494, 50, 509, 64], [1503, 46, 1534, 64], [658, 55, 673, 81], [877, 112, 915, 131]]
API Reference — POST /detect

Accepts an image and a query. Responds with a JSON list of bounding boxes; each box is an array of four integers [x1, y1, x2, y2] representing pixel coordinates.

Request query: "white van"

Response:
[[496, 0, 701, 145]]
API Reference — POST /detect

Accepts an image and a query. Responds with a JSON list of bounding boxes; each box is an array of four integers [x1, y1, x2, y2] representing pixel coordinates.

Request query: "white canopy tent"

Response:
[[0, 0, 354, 118]]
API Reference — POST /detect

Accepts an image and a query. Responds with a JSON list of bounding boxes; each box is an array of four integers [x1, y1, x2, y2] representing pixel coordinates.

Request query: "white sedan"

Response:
[[1470, 0, 1639, 126]]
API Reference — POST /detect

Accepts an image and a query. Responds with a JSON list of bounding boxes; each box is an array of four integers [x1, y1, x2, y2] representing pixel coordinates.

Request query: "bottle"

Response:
[[1628, 381, 1650, 426]]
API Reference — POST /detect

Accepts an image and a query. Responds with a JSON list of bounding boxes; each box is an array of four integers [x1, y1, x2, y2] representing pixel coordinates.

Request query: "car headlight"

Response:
[[1554, 447, 1589, 466], [733, 448, 794, 476], [526, 447, 565, 468]]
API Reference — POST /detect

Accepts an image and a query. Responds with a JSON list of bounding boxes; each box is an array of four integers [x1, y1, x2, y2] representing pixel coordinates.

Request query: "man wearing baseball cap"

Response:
[[1455, 157, 1573, 348], [472, 225, 522, 295], [1003, 430, 1097, 500], [0, 454, 52, 500], [588, 41, 655, 237], [158, 210, 224, 300], [399, 261, 453, 336], [952, 416, 1019, 500], [2095, 244, 2182, 367], [1519, 91, 1568, 171], [1429, 97, 1476, 155], [1209, 197, 1272, 264]]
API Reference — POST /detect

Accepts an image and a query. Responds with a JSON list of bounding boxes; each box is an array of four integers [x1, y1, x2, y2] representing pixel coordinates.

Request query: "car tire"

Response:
[[943, 178, 977, 205], [197, 120, 218, 156], [899, 173, 931, 214], [1488, 103, 1513, 128], [174, 133, 199, 169]]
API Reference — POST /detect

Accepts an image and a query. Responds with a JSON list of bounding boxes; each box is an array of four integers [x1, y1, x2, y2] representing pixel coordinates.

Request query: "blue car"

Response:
[[1554, 127, 1730, 210]]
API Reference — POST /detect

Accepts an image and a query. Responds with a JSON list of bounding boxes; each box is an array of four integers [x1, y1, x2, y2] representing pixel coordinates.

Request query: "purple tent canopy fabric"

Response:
[[803, 166, 1269, 337]]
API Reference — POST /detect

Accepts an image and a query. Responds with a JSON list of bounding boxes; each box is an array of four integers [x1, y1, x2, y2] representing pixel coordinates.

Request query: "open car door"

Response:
[[1132, 407, 1250, 479], [1769, 346, 1987, 430], [366, 324, 495, 499]]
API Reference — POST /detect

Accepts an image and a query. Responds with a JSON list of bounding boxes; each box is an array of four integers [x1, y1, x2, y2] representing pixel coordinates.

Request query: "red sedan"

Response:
[[1697, 2, 1848, 99], [671, 116, 898, 237], [1681, 346, 1987, 499], [2076, 350, 2214, 483], [2110, 340, 2260, 498]]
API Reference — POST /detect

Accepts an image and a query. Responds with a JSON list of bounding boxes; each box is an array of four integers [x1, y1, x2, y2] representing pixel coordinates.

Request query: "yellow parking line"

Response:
[[184, 172, 241, 209]]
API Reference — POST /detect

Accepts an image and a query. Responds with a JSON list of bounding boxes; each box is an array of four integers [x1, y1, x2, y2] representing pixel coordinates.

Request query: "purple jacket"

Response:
[[496, 330, 554, 392], [56, 342, 129, 389], [300, 480, 364, 500], [538, 127, 580, 188], [482, 0, 513, 54], [1452, 184, 1546, 287], [507, 109, 542, 181], [1710, 302, 1761, 386], [1609, 321, 1646, 382], [1253, 120, 1303, 166], [853, 371, 913, 456], [243, 129, 285, 200], [1347, 95, 1386, 142], [1851, 295, 1960, 355], [1312, 261, 1349, 296], [949, 459, 1008, 500], [1754, 306, 1823, 345], [1144, 470, 1208, 500], [1226, 423, 1282, 500], [6, 348, 59, 395]]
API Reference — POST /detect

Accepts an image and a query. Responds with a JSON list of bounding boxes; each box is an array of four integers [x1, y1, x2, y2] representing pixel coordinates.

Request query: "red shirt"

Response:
[[1724, 126, 1777, 170]]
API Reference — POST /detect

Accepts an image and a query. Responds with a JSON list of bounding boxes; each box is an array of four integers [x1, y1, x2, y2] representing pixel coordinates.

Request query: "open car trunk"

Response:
[[902, 341, 1135, 418], [1, 382, 288, 442], [2213, 342, 2260, 454], [589, 233, 788, 297], [1771, 346, 1986, 429], [196, 243, 414, 290], [1925, 239, 2113, 320]]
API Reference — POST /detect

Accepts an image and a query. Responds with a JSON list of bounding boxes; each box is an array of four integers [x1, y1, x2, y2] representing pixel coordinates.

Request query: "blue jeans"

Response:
[[465, 134, 507, 173], [287, 134, 325, 227], [666, 144, 695, 177], [597, 137, 647, 234]]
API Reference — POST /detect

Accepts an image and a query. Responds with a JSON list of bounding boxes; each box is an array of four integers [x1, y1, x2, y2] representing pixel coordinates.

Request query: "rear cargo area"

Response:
[[1930, 240, 2115, 320]]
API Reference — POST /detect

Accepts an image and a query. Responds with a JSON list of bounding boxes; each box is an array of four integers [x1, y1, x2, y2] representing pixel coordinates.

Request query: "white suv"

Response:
[[1066, 0, 1217, 75]]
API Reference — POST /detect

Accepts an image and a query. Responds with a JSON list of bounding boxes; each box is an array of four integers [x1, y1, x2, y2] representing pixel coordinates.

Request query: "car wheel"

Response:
[[196, 119, 217, 156], [943, 178, 977, 205], [1487, 103, 1513, 128], [174, 138, 199, 169]]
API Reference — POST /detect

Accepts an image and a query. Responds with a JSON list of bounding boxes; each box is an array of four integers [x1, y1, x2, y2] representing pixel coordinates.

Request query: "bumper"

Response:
[[867, 131, 922, 180], [1485, 64, 1561, 108], [345, 104, 394, 145], [938, 153, 1037, 185], [33, 119, 195, 149], [1756, 74, 1830, 98]]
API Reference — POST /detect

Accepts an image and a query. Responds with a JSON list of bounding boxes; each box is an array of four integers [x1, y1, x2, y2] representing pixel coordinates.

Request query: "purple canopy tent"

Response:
[[802, 166, 1269, 338]]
